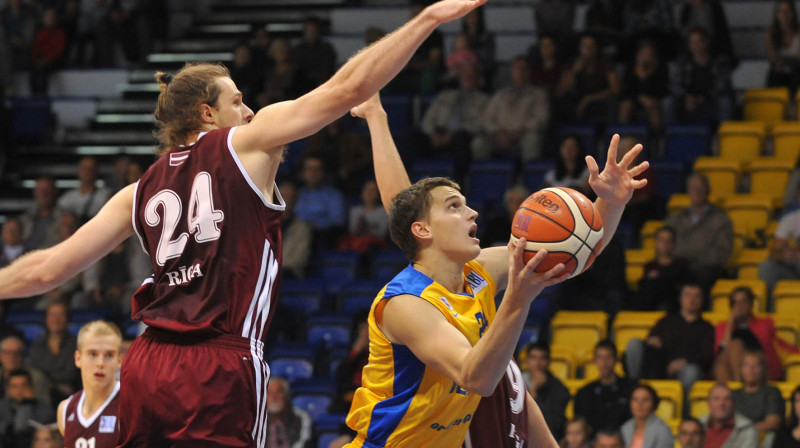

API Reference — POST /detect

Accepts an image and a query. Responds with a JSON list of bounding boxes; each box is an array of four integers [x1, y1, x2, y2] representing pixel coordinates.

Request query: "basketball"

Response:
[[510, 187, 604, 278]]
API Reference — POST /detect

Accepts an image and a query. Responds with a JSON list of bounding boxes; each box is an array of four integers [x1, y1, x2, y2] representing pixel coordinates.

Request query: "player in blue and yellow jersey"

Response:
[[343, 94, 649, 448]]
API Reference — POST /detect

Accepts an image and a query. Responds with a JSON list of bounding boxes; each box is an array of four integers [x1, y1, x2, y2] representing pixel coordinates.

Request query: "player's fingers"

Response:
[[627, 160, 650, 178], [630, 178, 649, 189], [523, 248, 549, 273], [619, 143, 643, 168], [543, 268, 571, 286], [585, 155, 599, 178], [606, 133, 620, 165]]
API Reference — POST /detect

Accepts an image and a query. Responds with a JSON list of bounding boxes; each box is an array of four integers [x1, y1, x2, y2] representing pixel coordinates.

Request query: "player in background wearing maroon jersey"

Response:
[[0, 1, 492, 446], [348, 93, 647, 447], [57, 321, 121, 448]]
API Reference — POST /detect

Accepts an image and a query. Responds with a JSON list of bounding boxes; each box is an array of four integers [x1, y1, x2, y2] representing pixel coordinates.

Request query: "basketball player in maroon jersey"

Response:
[[349, 93, 647, 447], [0, 1, 492, 446], [57, 321, 122, 448]]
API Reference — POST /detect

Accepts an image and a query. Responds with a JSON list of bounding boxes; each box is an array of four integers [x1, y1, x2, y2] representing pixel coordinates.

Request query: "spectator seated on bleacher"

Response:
[[29, 8, 67, 96], [759, 202, 800, 295], [561, 417, 592, 448], [27, 300, 78, 405], [620, 384, 675, 448], [713, 286, 798, 382], [635, 226, 694, 312], [585, 0, 624, 57], [294, 156, 347, 251], [574, 340, 636, 435], [256, 38, 299, 108], [618, 39, 668, 134], [0, 368, 54, 448], [678, 0, 735, 64], [626, 283, 714, 406], [670, 26, 735, 124], [228, 41, 263, 110], [482, 184, 529, 248], [278, 181, 311, 280], [530, 35, 566, 95], [0, 218, 26, 270], [266, 377, 314, 448], [471, 56, 549, 163], [732, 350, 784, 445], [544, 135, 591, 198], [460, 8, 495, 86], [677, 417, 706, 448], [555, 34, 620, 124], [339, 180, 388, 254], [620, 0, 677, 62], [304, 116, 371, 197], [533, 0, 575, 45], [699, 383, 758, 448], [0, 336, 51, 410], [521, 340, 570, 441], [771, 385, 800, 447], [766, 0, 800, 95], [249, 26, 274, 76], [293, 17, 337, 96], [330, 312, 369, 415], [664, 173, 733, 292], [1, 0, 38, 70], [56, 157, 110, 225]]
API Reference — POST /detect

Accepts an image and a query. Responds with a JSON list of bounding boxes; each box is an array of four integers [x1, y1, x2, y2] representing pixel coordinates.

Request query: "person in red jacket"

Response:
[[29, 8, 66, 95]]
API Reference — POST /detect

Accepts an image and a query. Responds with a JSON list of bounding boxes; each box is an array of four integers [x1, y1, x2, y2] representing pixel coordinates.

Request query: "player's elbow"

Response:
[[459, 374, 496, 397]]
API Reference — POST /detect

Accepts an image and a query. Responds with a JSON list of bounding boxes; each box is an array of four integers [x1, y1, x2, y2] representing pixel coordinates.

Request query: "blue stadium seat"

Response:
[[313, 250, 361, 297], [467, 159, 516, 211], [281, 279, 326, 316], [371, 250, 408, 283], [318, 432, 341, 448], [603, 123, 651, 148], [650, 161, 687, 204], [67, 322, 82, 336], [292, 378, 337, 396], [292, 394, 333, 420], [338, 295, 374, 315], [72, 308, 111, 322], [11, 97, 52, 144], [315, 413, 347, 432], [124, 321, 143, 339], [270, 357, 314, 382], [307, 316, 352, 349], [523, 160, 554, 192], [383, 95, 414, 136], [410, 159, 455, 183], [664, 124, 712, 167], [517, 325, 539, 352], [5, 309, 44, 325], [17, 323, 45, 344]]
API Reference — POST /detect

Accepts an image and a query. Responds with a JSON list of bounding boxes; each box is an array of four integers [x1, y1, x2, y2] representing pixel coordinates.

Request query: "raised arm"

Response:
[[0, 184, 136, 299], [350, 94, 410, 212], [381, 240, 567, 396], [233, 0, 487, 154]]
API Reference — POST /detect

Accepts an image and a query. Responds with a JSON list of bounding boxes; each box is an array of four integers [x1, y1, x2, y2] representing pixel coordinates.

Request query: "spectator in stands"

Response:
[[766, 0, 800, 94], [444, 33, 478, 87], [126, 160, 143, 184], [594, 429, 626, 448], [341, 180, 388, 252], [664, 173, 733, 291], [304, 117, 371, 197], [521, 340, 570, 440], [759, 200, 800, 294], [228, 41, 263, 110], [249, 26, 273, 75], [0, 368, 54, 448], [330, 311, 369, 415], [391, 0, 444, 94], [257, 38, 298, 107], [107, 155, 132, 194], [294, 155, 347, 250], [670, 26, 735, 124], [574, 340, 635, 434], [620, 384, 674, 448], [772, 385, 800, 447], [1, 0, 37, 70], [461, 8, 494, 85], [418, 61, 489, 183], [0, 336, 51, 409], [678, 0, 735, 63], [585, 0, 624, 57], [783, 165, 800, 212], [635, 227, 694, 311], [533, 0, 575, 44], [530, 35, 566, 96], [713, 286, 798, 382], [618, 39, 669, 134], [544, 135, 591, 197], [265, 376, 313, 448], [279, 181, 311, 279], [106, 0, 141, 66], [32, 426, 63, 448], [72, 0, 113, 67], [677, 418, 705, 448], [625, 283, 714, 407], [732, 350, 784, 443], [561, 417, 592, 448], [27, 300, 78, 404], [29, 8, 67, 95], [56, 156, 110, 224], [556, 33, 620, 124], [472, 56, 549, 163], [482, 184, 529, 248], [699, 383, 758, 448], [620, 0, 676, 61], [0, 218, 26, 269], [293, 17, 336, 95]]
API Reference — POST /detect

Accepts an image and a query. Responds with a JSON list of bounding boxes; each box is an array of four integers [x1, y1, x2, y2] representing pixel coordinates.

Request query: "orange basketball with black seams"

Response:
[[510, 187, 604, 278]]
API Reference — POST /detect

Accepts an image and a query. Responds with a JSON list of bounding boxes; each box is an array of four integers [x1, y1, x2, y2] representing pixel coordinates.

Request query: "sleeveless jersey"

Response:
[[132, 127, 285, 340], [346, 261, 497, 448], [62, 382, 120, 448], [465, 360, 530, 448]]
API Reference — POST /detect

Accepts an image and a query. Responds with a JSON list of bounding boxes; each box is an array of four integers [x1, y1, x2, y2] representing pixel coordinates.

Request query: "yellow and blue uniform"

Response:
[[345, 260, 497, 448]]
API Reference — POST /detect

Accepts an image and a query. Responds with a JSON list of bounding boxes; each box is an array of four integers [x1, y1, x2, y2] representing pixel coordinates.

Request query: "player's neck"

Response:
[[82, 382, 116, 418], [413, 253, 466, 294]]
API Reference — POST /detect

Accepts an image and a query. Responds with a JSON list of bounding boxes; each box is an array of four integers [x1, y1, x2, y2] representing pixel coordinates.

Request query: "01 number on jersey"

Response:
[[75, 437, 96, 448], [144, 172, 225, 265]]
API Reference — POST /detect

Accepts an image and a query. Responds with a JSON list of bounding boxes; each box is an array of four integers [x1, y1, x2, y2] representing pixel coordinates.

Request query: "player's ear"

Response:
[[410, 221, 431, 241], [199, 103, 215, 124], [74, 350, 81, 368]]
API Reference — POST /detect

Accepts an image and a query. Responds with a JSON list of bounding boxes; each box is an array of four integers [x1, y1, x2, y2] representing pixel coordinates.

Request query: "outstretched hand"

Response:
[[350, 94, 384, 120], [424, 0, 488, 25], [585, 134, 649, 206]]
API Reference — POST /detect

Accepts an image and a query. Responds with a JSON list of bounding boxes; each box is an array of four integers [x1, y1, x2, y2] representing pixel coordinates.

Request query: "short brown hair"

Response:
[[153, 63, 231, 153], [389, 177, 460, 260]]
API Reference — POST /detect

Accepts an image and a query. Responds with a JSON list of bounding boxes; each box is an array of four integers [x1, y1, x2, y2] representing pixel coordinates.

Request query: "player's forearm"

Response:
[[366, 111, 411, 212], [594, 196, 625, 248], [0, 249, 58, 299], [525, 393, 559, 448], [328, 12, 438, 106], [459, 300, 529, 396]]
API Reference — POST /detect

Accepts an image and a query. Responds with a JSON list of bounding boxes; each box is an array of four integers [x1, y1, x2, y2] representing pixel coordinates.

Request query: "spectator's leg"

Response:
[[713, 338, 744, 382], [625, 338, 646, 380], [676, 362, 703, 416]]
